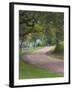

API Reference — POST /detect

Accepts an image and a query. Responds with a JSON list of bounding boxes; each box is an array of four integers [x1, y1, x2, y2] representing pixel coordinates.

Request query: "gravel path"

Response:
[[22, 46, 64, 74]]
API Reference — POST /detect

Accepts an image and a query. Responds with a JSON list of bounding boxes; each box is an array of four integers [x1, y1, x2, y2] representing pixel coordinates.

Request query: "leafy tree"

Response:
[[19, 10, 64, 50]]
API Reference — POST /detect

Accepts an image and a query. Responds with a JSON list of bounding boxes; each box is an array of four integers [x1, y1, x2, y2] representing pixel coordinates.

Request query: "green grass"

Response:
[[19, 60, 64, 79], [21, 47, 44, 54]]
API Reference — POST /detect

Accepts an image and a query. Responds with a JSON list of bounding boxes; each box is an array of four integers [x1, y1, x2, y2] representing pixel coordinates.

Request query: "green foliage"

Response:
[[19, 60, 63, 79], [19, 11, 64, 78], [34, 23, 44, 31], [54, 42, 64, 54], [19, 10, 64, 50]]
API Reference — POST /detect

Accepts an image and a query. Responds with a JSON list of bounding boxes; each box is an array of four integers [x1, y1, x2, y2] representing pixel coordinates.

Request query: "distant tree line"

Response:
[[19, 10, 64, 49]]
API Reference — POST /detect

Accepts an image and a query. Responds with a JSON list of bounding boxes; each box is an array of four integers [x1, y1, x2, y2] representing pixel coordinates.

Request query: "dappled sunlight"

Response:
[[19, 10, 64, 79]]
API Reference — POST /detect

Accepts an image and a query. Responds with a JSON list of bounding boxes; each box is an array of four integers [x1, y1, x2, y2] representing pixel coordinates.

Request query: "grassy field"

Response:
[[21, 47, 44, 54], [19, 59, 64, 79]]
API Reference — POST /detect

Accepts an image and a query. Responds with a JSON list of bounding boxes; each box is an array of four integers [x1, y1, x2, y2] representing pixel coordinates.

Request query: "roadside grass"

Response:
[[21, 47, 44, 54], [19, 59, 64, 79], [19, 45, 64, 79]]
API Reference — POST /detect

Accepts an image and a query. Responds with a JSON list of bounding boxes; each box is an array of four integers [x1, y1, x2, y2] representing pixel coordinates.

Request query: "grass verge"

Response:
[[19, 59, 64, 79], [21, 47, 44, 54]]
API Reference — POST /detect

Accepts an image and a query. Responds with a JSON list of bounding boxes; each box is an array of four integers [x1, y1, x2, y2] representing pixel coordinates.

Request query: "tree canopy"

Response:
[[19, 10, 64, 47]]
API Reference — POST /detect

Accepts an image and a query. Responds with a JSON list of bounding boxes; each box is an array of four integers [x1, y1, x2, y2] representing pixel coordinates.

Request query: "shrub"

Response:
[[54, 42, 64, 54]]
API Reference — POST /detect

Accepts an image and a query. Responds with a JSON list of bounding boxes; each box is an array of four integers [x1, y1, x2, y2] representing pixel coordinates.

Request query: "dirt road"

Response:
[[22, 46, 64, 74]]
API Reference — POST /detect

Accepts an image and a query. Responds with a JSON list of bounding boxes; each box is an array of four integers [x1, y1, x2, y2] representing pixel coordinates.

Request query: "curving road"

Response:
[[22, 46, 64, 74]]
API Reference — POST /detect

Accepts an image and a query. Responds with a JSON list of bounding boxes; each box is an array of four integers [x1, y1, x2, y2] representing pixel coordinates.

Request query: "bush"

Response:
[[54, 42, 64, 54]]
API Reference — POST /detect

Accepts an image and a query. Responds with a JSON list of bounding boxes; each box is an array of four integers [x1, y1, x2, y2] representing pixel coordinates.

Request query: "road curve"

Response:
[[22, 46, 64, 74]]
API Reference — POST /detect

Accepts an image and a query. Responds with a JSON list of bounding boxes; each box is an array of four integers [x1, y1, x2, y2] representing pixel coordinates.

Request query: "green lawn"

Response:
[[21, 47, 44, 54], [19, 59, 64, 79]]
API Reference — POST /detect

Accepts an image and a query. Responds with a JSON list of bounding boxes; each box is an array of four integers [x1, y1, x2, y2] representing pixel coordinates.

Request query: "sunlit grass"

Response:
[[19, 60, 64, 79], [21, 47, 44, 54]]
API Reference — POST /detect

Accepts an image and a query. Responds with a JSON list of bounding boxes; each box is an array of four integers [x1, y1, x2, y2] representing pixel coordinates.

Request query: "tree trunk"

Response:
[[19, 40, 23, 53], [56, 32, 59, 46]]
